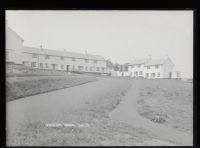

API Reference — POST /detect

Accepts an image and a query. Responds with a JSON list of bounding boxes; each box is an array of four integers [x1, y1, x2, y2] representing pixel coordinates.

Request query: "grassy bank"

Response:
[[137, 79, 193, 133], [6, 74, 97, 102], [7, 78, 156, 146]]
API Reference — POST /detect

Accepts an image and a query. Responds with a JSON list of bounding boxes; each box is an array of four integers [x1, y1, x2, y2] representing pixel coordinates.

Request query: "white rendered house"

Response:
[[128, 58, 150, 78], [144, 58, 174, 79], [128, 57, 175, 79]]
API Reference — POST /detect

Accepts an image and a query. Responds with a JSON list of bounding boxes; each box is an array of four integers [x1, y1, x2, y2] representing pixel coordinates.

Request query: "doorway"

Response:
[[66, 65, 70, 72], [169, 72, 172, 78]]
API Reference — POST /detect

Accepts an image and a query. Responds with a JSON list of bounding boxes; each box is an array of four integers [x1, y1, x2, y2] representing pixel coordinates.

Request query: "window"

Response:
[[32, 54, 38, 58], [139, 71, 143, 75], [78, 66, 83, 71], [45, 55, 50, 59], [138, 64, 141, 68], [94, 60, 97, 64], [61, 65, 64, 69], [60, 56, 64, 61], [90, 67, 93, 71], [96, 67, 100, 71], [40, 63, 43, 68], [155, 65, 159, 69], [45, 63, 49, 68], [85, 59, 89, 63], [132, 65, 134, 68], [31, 62, 37, 67], [147, 66, 151, 69], [85, 66, 88, 71], [157, 72, 160, 77], [72, 58, 76, 61], [134, 71, 138, 76]]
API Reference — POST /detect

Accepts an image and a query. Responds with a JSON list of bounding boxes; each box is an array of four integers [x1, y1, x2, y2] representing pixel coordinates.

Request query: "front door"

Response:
[[169, 72, 172, 78], [66, 65, 69, 72]]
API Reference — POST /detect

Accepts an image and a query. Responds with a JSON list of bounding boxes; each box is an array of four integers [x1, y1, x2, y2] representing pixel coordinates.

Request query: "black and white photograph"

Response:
[[6, 10, 193, 146]]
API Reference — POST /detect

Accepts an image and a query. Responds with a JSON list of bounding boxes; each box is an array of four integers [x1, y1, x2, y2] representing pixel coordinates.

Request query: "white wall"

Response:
[[21, 52, 106, 73], [128, 58, 175, 79], [128, 64, 146, 77], [171, 71, 181, 78], [144, 65, 163, 79], [122, 71, 130, 76], [6, 26, 24, 64], [162, 58, 174, 78]]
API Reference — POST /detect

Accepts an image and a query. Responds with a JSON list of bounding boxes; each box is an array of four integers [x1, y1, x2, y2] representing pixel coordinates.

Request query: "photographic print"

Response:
[[6, 10, 193, 146]]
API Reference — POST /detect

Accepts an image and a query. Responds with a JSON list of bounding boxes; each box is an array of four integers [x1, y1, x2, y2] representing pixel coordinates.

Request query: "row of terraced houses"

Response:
[[6, 23, 180, 79], [6, 23, 107, 74]]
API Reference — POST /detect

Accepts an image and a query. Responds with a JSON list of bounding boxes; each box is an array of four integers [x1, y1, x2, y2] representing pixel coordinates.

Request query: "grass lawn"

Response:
[[137, 79, 193, 133], [6, 74, 97, 102], [7, 78, 156, 146], [6, 78, 193, 146]]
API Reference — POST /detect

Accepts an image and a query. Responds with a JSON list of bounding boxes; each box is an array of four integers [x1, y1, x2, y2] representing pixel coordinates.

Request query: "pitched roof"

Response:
[[129, 59, 149, 65], [144, 59, 166, 66], [7, 26, 24, 41], [22, 46, 105, 61]]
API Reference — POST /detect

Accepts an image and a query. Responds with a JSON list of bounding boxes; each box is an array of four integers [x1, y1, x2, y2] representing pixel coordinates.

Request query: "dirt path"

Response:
[[109, 80, 193, 146]]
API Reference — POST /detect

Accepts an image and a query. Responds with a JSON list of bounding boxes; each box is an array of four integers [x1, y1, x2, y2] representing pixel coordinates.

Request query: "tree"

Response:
[[106, 59, 114, 68]]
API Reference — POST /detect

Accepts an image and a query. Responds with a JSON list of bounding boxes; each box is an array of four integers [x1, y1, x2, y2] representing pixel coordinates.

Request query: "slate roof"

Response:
[[129, 58, 173, 66], [129, 59, 149, 65], [22, 46, 106, 61], [144, 59, 166, 66]]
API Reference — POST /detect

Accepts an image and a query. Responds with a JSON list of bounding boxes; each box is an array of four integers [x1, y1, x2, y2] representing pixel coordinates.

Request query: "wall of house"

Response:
[[162, 58, 174, 78], [171, 71, 181, 79], [128, 64, 146, 77], [122, 71, 130, 77], [21, 52, 106, 73], [144, 65, 163, 79], [6, 26, 24, 64]]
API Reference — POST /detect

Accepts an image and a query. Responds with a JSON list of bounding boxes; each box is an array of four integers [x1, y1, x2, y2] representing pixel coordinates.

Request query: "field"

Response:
[[137, 79, 193, 134], [6, 74, 97, 102], [7, 77, 155, 146], [6, 76, 193, 146]]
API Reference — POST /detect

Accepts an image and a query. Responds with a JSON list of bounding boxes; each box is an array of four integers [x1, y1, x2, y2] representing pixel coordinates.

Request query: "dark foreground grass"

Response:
[[7, 79, 157, 146], [6, 75, 97, 102]]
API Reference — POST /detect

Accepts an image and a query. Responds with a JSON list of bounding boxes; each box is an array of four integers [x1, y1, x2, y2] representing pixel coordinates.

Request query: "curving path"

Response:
[[7, 77, 129, 130], [109, 80, 193, 146]]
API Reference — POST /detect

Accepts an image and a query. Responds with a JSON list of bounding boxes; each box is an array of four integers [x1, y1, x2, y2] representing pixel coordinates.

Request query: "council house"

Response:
[[6, 23, 107, 74]]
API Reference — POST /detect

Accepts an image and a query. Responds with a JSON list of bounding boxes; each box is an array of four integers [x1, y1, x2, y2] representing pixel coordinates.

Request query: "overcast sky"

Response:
[[6, 10, 193, 78]]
